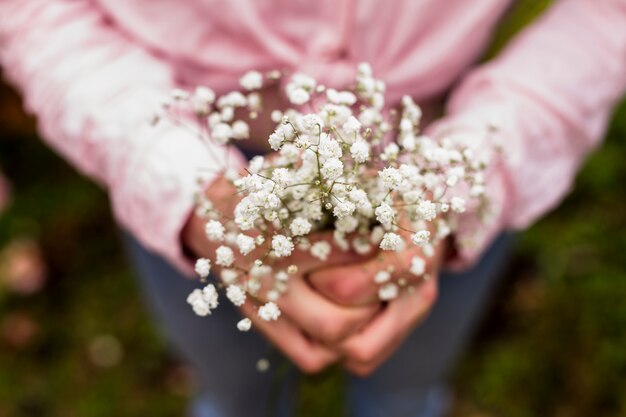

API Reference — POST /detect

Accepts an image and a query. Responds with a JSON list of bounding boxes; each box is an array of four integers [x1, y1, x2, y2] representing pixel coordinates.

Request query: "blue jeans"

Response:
[[122, 232, 512, 417]]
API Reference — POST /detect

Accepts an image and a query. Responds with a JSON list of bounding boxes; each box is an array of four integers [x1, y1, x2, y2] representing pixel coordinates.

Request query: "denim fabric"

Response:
[[122, 232, 512, 417]]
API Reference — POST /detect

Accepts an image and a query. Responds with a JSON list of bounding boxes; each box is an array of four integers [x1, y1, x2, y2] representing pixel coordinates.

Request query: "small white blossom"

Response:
[[451, 197, 466, 213], [290, 217, 312, 236], [378, 283, 399, 301], [187, 284, 219, 316], [258, 302, 281, 321], [204, 220, 225, 241], [237, 318, 252, 332], [350, 140, 370, 163], [311, 241, 332, 261], [410, 256, 426, 276], [211, 122, 232, 144], [321, 158, 343, 181], [271, 235, 294, 257], [374, 270, 391, 283], [416, 200, 437, 222], [333, 200, 356, 219], [236, 233, 256, 256], [231, 120, 250, 140], [194, 258, 211, 278], [226, 285, 247, 307], [288, 87, 310, 105], [343, 116, 362, 134], [380, 167, 403, 190], [271, 168, 291, 188], [380, 232, 404, 251], [239, 70, 263, 90], [375, 203, 395, 228], [215, 246, 235, 267], [221, 269, 238, 284], [411, 230, 431, 247]]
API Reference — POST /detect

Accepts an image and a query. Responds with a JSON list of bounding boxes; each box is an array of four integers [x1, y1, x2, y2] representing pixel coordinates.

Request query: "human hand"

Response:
[[308, 236, 447, 376], [182, 175, 383, 373]]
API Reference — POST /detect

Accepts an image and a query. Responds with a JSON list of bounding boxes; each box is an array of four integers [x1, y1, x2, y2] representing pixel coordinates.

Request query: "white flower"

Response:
[[370, 226, 385, 244], [416, 200, 437, 222], [375, 203, 395, 228], [299, 114, 324, 134], [374, 270, 391, 283], [411, 230, 431, 247], [204, 220, 225, 241], [248, 156, 264, 174], [379, 167, 403, 190], [321, 158, 343, 181], [451, 197, 466, 213], [343, 116, 362, 134], [288, 87, 310, 105], [378, 283, 399, 301], [353, 237, 372, 255], [410, 256, 426, 276], [194, 258, 211, 278], [268, 131, 284, 151], [211, 122, 232, 144], [290, 217, 312, 236], [333, 200, 356, 219], [326, 88, 357, 105], [258, 302, 281, 321], [350, 140, 370, 163], [335, 216, 358, 233], [311, 241, 331, 261], [239, 70, 263, 90], [380, 232, 404, 251], [215, 246, 235, 267], [271, 168, 291, 188], [236, 233, 256, 256], [194, 86, 215, 105], [226, 285, 247, 307], [232, 120, 250, 140], [271, 235, 294, 257], [318, 134, 342, 159], [237, 318, 252, 332], [221, 269, 238, 284], [187, 284, 219, 316]]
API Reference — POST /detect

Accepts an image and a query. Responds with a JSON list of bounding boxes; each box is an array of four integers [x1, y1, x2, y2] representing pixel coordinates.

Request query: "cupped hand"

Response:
[[182, 174, 383, 373], [308, 234, 447, 376]]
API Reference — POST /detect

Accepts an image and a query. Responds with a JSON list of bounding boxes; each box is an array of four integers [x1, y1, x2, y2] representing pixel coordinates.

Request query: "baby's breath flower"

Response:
[[194, 258, 211, 278], [237, 318, 252, 332], [226, 284, 247, 307], [236, 233, 256, 256], [187, 284, 219, 316], [310, 241, 331, 261], [379, 167, 403, 190], [271, 235, 294, 258], [416, 200, 437, 222], [375, 203, 395, 228], [215, 246, 235, 267], [289, 217, 312, 236], [258, 302, 281, 321], [451, 197, 466, 213], [205, 220, 225, 242], [350, 140, 370, 163], [380, 232, 404, 251], [321, 158, 343, 181], [374, 270, 391, 283], [239, 70, 263, 90], [410, 256, 426, 276], [378, 283, 399, 301], [411, 230, 431, 247]]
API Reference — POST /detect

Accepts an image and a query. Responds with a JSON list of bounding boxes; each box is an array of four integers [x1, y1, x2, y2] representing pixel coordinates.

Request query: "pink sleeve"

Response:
[[428, 0, 626, 268], [0, 0, 246, 274]]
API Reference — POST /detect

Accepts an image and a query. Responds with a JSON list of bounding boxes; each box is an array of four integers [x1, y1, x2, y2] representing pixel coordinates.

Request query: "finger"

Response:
[[308, 245, 429, 306], [253, 274, 382, 344], [239, 299, 340, 374], [339, 278, 439, 377]]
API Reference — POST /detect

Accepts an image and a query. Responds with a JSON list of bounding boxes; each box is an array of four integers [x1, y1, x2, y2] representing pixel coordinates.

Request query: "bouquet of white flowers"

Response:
[[154, 63, 491, 333]]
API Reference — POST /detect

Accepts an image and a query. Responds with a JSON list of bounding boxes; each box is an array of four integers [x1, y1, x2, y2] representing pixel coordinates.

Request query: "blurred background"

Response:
[[1, 1, 625, 416]]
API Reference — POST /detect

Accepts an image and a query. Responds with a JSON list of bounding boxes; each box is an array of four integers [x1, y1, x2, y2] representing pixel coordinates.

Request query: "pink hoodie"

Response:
[[1, 0, 625, 273]]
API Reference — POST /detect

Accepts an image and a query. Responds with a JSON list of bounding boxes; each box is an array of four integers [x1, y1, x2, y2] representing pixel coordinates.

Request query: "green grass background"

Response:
[[1, 1, 625, 416]]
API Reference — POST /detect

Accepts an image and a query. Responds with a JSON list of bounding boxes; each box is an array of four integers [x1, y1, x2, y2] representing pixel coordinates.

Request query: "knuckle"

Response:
[[298, 356, 329, 374], [324, 275, 370, 305], [347, 345, 375, 364]]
